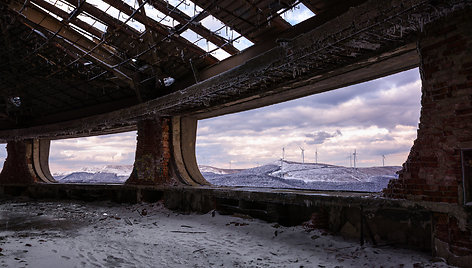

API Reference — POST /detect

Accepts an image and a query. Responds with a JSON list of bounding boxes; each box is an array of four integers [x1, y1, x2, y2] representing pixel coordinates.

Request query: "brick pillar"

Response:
[[384, 9, 472, 204], [126, 118, 180, 185], [383, 10, 472, 266], [0, 140, 39, 184]]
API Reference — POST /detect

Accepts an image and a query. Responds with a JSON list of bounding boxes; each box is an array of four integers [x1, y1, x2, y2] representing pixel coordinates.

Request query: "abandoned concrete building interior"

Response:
[[0, 0, 471, 266]]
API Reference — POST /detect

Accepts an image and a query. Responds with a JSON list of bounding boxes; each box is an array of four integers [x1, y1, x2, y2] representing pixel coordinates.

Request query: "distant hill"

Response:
[[202, 160, 401, 192], [199, 165, 244, 175], [53, 161, 401, 192], [54, 165, 133, 183]]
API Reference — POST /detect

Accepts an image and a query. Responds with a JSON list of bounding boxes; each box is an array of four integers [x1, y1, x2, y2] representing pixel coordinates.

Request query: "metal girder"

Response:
[[148, 0, 239, 55], [32, 0, 103, 40], [101, 0, 219, 64], [10, 1, 136, 87]]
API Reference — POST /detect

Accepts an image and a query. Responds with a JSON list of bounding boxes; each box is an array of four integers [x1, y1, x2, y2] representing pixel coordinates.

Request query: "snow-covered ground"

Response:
[[204, 161, 401, 192], [0, 200, 452, 268]]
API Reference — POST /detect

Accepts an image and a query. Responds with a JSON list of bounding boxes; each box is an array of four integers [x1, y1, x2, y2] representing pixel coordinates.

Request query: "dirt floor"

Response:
[[0, 198, 454, 267]]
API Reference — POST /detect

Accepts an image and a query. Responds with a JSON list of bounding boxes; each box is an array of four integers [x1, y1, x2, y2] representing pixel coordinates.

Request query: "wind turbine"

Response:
[[382, 155, 386, 167], [353, 149, 357, 169], [299, 146, 305, 163], [280, 147, 285, 178], [315, 147, 318, 164]]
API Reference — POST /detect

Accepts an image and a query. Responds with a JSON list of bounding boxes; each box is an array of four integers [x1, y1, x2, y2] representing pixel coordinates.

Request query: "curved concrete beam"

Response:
[[0, 139, 56, 184], [178, 117, 209, 186]]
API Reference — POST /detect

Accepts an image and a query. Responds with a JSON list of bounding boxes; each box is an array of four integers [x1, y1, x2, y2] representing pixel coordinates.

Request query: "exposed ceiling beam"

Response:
[[32, 0, 103, 40], [148, 0, 239, 55], [101, 0, 219, 64], [9, 1, 136, 88]]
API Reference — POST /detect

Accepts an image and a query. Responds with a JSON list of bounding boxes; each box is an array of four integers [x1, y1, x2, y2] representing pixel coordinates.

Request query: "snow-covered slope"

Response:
[[198, 165, 243, 175], [53, 161, 400, 192], [203, 160, 400, 192], [54, 165, 133, 183]]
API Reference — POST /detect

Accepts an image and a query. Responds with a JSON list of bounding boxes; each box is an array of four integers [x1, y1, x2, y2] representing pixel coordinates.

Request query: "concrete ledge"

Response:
[[0, 183, 469, 255]]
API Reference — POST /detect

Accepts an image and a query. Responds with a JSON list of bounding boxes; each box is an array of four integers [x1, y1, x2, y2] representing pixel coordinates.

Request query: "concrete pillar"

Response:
[[126, 118, 179, 185], [0, 140, 39, 184], [126, 117, 210, 186], [383, 9, 472, 266], [0, 139, 56, 184]]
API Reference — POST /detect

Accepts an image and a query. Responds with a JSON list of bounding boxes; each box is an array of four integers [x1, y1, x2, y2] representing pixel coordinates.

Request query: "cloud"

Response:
[[306, 130, 342, 145]]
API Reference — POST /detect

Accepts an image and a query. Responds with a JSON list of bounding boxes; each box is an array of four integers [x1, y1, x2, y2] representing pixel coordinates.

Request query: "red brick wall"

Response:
[[384, 10, 472, 204], [433, 213, 472, 258], [0, 140, 39, 184], [126, 118, 180, 185]]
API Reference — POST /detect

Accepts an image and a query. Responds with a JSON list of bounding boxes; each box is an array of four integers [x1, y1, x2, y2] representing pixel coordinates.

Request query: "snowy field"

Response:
[[0, 200, 452, 268], [204, 161, 401, 192]]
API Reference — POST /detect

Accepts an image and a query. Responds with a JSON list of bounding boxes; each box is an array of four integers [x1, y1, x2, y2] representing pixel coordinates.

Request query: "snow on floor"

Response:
[[0, 199, 453, 268]]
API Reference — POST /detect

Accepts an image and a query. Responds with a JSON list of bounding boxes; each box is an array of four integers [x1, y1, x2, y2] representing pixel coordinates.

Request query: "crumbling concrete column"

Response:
[[0, 140, 39, 184], [383, 9, 472, 266], [126, 118, 180, 185]]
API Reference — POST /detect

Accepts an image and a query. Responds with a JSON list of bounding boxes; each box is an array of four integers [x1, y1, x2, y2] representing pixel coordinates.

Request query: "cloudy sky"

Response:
[[196, 68, 422, 169]]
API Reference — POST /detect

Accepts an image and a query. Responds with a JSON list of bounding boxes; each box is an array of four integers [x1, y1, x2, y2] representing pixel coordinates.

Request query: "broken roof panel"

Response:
[[0, 0, 360, 130]]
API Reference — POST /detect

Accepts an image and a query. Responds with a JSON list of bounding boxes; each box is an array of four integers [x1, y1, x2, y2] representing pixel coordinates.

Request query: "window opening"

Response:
[[87, 0, 145, 32], [31, 2, 64, 21], [0, 144, 6, 172], [200, 15, 253, 52], [278, 2, 315, 26], [49, 131, 137, 184], [77, 12, 108, 33], [180, 29, 230, 60], [196, 69, 421, 192]]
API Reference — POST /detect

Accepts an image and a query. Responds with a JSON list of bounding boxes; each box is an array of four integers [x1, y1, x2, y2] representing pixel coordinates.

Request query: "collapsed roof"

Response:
[[0, 0, 468, 140], [0, 0, 330, 128]]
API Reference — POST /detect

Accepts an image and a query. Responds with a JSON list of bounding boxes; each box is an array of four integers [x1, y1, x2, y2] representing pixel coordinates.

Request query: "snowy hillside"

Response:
[[199, 165, 243, 175], [203, 160, 400, 192], [54, 165, 133, 183], [53, 161, 401, 192]]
